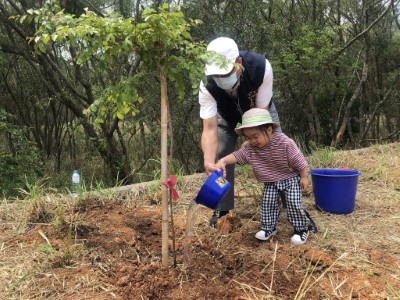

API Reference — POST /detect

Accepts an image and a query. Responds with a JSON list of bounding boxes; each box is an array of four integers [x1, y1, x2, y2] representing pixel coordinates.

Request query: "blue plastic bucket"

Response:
[[195, 170, 231, 210], [310, 168, 361, 214]]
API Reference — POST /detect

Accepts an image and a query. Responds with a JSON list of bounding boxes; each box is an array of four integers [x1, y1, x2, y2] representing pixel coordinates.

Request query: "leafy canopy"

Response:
[[12, 1, 230, 122]]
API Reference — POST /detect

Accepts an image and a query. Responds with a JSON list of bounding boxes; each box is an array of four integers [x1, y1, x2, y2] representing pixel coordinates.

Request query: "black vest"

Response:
[[205, 51, 266, 128]]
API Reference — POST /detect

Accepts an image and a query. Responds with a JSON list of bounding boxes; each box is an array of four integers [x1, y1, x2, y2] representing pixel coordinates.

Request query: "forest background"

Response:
[[0, 0, 399, 198]]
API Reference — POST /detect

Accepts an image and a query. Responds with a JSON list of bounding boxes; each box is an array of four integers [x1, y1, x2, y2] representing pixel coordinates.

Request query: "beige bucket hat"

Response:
[[235, 108, 280, 136]]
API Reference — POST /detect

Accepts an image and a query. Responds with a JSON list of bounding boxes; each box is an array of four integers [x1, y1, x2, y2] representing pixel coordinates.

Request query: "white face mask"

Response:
[[214, 71, 239, 90]]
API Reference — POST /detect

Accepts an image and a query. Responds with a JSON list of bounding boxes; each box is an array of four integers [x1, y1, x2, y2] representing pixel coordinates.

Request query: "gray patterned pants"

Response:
[[260, 175, 309, 231]]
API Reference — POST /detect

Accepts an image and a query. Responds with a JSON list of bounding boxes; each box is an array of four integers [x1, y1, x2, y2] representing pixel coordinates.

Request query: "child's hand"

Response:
[[204, 162, 219, 175], [300, 177, 310, 192], [214, 160, 227, 178]]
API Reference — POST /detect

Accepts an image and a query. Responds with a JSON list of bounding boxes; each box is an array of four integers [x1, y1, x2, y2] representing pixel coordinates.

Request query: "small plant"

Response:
[[78, 172, 115, 197], [72, 177, 110, 210], [63, 224, 74, 265], [18, 175, 49, 201], [37, 230, 56, 256], [308, 141, 337, 168], [36, 226, 75, 268], [8, 272, 33, 292], [53, 206, 66, 236]]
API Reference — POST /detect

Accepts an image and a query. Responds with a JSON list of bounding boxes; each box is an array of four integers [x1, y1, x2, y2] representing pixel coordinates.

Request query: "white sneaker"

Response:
[[255, 229, 277, 241], [291, 229, 309, 245]]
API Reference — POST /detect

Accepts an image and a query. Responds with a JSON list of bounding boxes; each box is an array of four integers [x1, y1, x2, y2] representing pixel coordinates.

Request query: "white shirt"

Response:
[[199, 59, 273, 120]]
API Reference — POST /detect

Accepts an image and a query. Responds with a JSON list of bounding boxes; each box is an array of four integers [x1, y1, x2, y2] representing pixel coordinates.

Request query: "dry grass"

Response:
[[181, 142, 400, 299], [0, 174, 207, 300], [1, 142, 399, 299]]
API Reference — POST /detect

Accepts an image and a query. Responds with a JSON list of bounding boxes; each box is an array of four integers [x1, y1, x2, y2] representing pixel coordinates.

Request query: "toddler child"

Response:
[[214, 108, 317, 244]]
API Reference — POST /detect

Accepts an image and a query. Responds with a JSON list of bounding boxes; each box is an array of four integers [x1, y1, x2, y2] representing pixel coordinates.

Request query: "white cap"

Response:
[[205, 37, 239, 76]]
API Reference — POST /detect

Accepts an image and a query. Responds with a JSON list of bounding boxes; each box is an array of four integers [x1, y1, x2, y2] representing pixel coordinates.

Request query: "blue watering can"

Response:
[[194, 170, 231, 210]]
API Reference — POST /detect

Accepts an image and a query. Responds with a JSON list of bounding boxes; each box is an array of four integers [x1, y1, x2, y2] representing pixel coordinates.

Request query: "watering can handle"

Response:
[[213, 169, 223, 177]]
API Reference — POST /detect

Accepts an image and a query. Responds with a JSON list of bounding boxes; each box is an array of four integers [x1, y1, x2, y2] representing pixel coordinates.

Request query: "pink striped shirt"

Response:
[[233, 133, 308, 183]]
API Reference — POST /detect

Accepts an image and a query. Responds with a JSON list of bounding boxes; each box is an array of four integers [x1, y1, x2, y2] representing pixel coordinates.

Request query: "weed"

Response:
[[308, 142, 337, 168], [25, 197, 54, 224], [66, 174, 118, 200], [8, 272, 34, 292], [53, 205, 66, 236], [18, 175, 49, 201], [64, 224, 74, 265], [36, 227, 76, 268], [387, 283, 400, 299]]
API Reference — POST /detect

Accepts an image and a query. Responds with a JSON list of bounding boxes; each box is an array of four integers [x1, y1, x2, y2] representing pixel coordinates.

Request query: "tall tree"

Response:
[[332, 0, 397, 146]]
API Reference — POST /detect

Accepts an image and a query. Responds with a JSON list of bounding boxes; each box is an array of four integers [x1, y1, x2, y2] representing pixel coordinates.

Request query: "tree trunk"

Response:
[[333, 55, 368, 146], [160, 60, 169, 267], [331, 0, 343, 138], [306, 92, 322, 143], [303, 94, 317, 142]]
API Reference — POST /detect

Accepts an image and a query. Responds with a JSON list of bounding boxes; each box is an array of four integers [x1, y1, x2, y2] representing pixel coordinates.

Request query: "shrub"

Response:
[[0, 109, 44, 198]]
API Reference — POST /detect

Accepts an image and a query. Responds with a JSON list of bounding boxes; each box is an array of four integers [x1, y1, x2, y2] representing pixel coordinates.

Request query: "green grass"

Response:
[[307, 142, 337, 169]]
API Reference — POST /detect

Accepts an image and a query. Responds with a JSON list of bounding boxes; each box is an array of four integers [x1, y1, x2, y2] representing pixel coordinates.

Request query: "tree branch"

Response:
[[334, 0, 393, 59]]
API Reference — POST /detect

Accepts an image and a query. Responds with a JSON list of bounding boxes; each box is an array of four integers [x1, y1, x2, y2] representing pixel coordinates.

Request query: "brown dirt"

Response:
[[1, 143, 400, 299]]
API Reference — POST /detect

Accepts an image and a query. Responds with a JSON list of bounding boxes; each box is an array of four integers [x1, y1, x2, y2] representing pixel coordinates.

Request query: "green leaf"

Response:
[[116, 112, 124, 120], [42, 34, 51, 44], [123, 106, 130, 114], [38, 43, 46, 53]]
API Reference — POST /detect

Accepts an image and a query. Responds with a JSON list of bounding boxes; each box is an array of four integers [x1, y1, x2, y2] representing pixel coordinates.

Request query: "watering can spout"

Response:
[[195, 170, 231, 210]]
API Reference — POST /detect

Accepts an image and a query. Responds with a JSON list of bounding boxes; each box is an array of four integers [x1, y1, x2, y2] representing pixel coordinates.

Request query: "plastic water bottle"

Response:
[[71, 170, 80, 198]]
